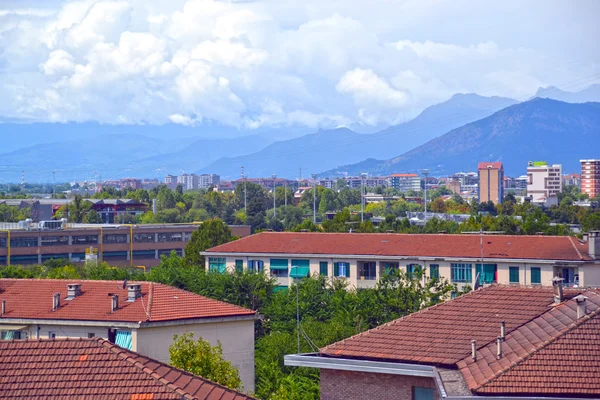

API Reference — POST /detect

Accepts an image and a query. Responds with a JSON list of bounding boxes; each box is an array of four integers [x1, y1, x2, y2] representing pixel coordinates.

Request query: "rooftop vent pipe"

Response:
[[111, 294, 119, 313], [575, 295, 588, 319], [552, 276, 564, 305], [52, 292, 60, 311], [127, 284, 142, 302], [500, 321, 506, 340], [496, 336, 502, 359], [66, 283, 82, 300], [471, 340, 477, 362], [1, 300, 5, 316]]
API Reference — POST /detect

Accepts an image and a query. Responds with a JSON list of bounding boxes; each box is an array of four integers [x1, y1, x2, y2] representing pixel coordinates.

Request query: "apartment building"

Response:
[[389, 173, 421, 192], [200, 173, 220, 188], [163, 174, 177, 189], [478, 162, 504, 204], [581, 159, 600, 198], [201, 231, 600, 289], [285, 284, 600, 399], [0, 279, 257, 391], [527, 161, 562, 205], [0, 222, 251, 268]]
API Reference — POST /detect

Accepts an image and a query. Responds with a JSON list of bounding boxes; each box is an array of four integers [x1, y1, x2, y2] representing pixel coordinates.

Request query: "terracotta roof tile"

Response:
[[478, 162, 503, 170], [0, 338, 254, 399], [205, 232, 592, 261], [0, 279, 255, 323]]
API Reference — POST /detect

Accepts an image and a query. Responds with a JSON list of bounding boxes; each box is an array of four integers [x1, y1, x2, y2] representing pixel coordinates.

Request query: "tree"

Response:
[[169, 332, 242, 390], [184, 219, 235, 267], [82, 209, 102, 224]]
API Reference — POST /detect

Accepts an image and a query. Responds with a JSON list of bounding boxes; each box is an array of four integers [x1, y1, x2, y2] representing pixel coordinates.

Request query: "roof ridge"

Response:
[[97, 338, 255, 399], [146, 282, 154, 320], [471, 296, 600, 391], [567, 235, 584, 260]]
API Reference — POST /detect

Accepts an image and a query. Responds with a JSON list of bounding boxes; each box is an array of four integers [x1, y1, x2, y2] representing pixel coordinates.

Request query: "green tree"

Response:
[[169, 332, 242, 390], [184, 219, 235, 267]]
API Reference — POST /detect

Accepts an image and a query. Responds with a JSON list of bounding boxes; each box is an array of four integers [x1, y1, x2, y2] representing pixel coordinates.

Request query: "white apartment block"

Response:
[[527, 162, 562, 205]]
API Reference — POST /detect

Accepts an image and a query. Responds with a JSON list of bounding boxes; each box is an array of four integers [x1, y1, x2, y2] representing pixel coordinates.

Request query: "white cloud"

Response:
[[0, 0, 597, 129]]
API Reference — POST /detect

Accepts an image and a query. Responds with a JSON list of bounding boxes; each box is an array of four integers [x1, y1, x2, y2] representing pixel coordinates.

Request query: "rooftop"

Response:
[[390, 173, 419, 177], [0, 279, 255, 324], [477, 162, 503, 170], [204, 232, 593, 262], [0, 338, 253, 399]]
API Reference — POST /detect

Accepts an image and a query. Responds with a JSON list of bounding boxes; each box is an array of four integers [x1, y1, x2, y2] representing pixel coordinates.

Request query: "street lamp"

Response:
[[312, 174, 317, 224], [422, 169, 430, 222], [360, 173, 367, 223], [272, 174, 277, 218]]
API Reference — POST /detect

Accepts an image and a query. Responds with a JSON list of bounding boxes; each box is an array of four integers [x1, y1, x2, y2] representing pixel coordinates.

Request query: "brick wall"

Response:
[[320, 369, 438, 400]]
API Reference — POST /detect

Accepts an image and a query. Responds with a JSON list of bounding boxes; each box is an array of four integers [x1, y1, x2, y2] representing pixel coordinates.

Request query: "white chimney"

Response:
[[471, 340, 477, 362], [127, 284, 142, 302], [500, 321, 506, 340], [111, 294, 119, 313], [66, 283, 82, 300], [52, 292, 61, 311], [496, 336, 502, 359], [1, 300, 5, 316], [575, 295, 588, 319], [552, 276, 564, 304], [589, 231, 600, 259]]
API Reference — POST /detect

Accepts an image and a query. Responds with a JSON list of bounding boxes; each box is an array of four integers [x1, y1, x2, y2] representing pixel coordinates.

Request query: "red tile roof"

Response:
[[478, 162, 503, 170], [204, 232, 592, 261], [0, 279, 255, 323], [0, 338, 253, 399], [458, 291, 600, 396]]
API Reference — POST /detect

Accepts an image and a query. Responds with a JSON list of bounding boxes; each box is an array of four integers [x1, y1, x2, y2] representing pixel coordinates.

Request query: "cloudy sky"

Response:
[[0, 0, 598, 131]]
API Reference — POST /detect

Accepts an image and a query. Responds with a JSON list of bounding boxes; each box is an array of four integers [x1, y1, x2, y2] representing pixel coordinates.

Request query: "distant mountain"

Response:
[[321, 99, 600, 177], [201, 93, 517, 178], [531, 84, 600, 103]]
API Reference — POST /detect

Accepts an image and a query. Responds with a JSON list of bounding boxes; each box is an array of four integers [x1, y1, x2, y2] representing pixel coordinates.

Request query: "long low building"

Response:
[[0, 222, 251, 268], [202, 231, 600, 289]]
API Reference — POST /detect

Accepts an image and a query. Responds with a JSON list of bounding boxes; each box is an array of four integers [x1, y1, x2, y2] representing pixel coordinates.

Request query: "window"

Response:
[[183, 232, 192, 241], [359, 262, 376, 280], [157, 249, 182, 257], [290, 259, 310, 279], [103, 251, 128, 260], [49, 332, 56, 339], [70, 253, 85, 262], [40, 236, 68, 246], [157, 232, 183, 242], [209, 257, 226, 273], [334, 262, 350, 278], [531, 267, 541, 284], [132, 250, 156, 259], [10, 255, 38, 265], [0, 330, 26, 340], [413, 387, 435, 400], [429, 264, 439, 280], [72, 235, 98, 245], [10, 236, 38, 247], [103, 234, 128, 244], [249, 260, 264, 272], [406, 264, 422, 279], [509, 266, 519, 283], [41, 254, 69, 262], [451, 263, 472, 283], [114, 330, 132, 350], [270, 259, 289, 278], [133, 233, 155, 243], [319, 261, 328, 276], [475, 263, 497, 284], [382, 262, 399, 275], [87, 333, 95, 338], [0, 238, 6, 248], [235, 260, 244, 273]]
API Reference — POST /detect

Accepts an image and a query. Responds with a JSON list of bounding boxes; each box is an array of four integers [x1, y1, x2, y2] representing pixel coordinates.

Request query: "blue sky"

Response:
[[0, 0, 598, 131]]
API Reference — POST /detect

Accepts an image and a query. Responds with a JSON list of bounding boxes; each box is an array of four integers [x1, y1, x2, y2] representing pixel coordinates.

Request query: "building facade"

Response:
[[0, 222, 251, 268], [0, 279, 257, 392], [202, 232, 600, 290], [527, 161, 562, 205], [389, 174, 421, 192], [477, 162, 504, 204], [581, 159, 600, 198], [199, 173, 220, 188]]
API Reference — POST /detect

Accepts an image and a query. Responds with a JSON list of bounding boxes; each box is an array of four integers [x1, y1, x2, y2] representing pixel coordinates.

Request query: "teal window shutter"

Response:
[[430, 264, 439, 280], [269, 259, 289, 270], [531, 267, 541, 284], [208, 257, 226, 273], [476, 264, 497, 284], [235, 260, 243, 273], [319, 261, 328, 276], [115, 330, 132, 350], [290, 260, 310, 278], [333, 262, 339, 276], [509, 266, 519, 283]]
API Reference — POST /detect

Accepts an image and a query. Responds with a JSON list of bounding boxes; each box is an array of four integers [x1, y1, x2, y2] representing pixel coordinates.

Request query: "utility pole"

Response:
[[272, 174, 277, 219], [52, 171, 56, 199], [361, 172, 367, 223], [284, 179, 287, 209], [311, 174, 317, 224], [422, 169, 430, 222], [241, 166, 247, 214]]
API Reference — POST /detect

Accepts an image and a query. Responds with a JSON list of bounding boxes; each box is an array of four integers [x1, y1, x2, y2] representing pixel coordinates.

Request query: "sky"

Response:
[[0, 0, 598, 132]]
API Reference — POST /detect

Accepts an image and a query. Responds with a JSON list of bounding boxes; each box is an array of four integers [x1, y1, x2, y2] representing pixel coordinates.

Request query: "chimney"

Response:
[[589, 231, 600, 259], [127, 284, 142, 302], [1, 300, 5, 316], [575, 295, 588, 319], [552, 276, 564, 304], [500, 321, 506, 340], [496, 336, 502, 359], [52, 292, 61, 311], [111, 294, 119, 312], [66, 283, 82, 300], [471, 340, 477, 362]]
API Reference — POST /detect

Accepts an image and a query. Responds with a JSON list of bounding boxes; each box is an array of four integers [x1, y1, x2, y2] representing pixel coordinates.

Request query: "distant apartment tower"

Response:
[[446, 179, 461, 195], [120, 178, 142, 190], [389, 174, 421, 192], [581, 159, 600, 198], [199, 174, 220, 189], [163, 175, 177, 190], [527, 161, 562, 205], [478, 162, 504, 204], [177, 174, 199, 190]]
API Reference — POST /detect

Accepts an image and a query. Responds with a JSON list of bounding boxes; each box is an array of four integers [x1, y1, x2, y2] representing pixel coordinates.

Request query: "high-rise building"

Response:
[[477, 162, 504, 204], [199, 174, 220, 188], [581, 159, 600, 198], [526, 161, 562, 205], [389, 173, 421, 192]]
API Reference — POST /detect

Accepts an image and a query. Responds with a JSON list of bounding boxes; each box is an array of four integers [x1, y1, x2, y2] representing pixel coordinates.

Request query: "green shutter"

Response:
[[319, 262, 328, 276], [270, 259, 289, 270], [235, 260, 243, 273], [333, 262, 339, 276], [430, 264, 439, 280], [531, 267, 541, 284], [273, 286, 288, 292], [290, 266, 310, 278], [476, 264, 497, 284], [509, 266, 519, 283]]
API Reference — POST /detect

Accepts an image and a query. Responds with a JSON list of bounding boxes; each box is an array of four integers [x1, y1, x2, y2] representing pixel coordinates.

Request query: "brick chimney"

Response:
[[589, 231, 600, 259]]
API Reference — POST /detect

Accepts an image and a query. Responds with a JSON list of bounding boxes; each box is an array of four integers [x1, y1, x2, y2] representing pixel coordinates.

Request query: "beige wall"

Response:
[[136, 319, 255, 393]]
